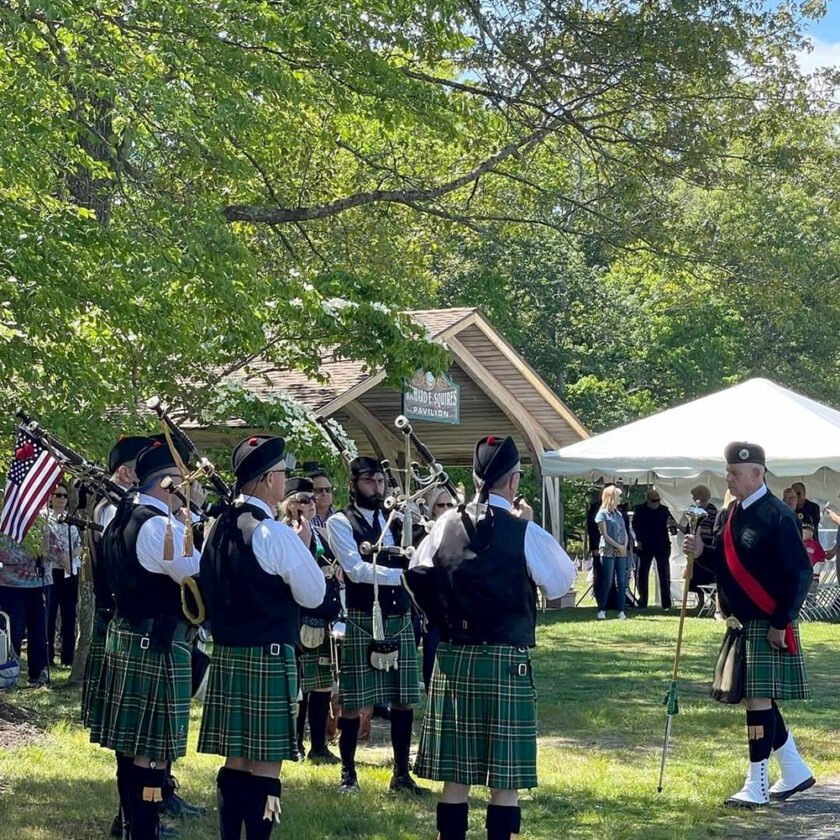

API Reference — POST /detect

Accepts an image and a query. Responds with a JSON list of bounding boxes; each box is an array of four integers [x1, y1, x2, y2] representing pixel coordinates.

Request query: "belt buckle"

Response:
[[140, 636, 150, 651], [269, 643, 281, 656], [516, 663, 528, 677]]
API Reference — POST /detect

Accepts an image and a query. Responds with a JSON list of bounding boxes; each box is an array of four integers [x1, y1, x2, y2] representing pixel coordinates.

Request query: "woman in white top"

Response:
[[594, 485, 629, 620]]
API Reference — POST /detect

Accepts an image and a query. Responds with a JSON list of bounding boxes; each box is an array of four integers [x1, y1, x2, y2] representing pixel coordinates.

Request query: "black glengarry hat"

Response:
[[149, 433, 192, 465], [136, 440, 179, 485], [474, 435, 520, 485], [284, 477, 314, 500], [232, 435, 286, 489], [724, 441, 765, 467], [108, 435, 153, 474], [350, 456, 384, 478]]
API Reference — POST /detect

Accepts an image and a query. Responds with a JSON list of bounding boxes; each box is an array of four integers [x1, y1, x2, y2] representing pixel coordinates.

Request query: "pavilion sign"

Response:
[[403, 371, 460, 425]]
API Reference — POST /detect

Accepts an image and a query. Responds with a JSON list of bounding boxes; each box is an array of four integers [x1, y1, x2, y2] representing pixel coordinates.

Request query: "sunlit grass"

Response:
[[1, 607, 838, 839]]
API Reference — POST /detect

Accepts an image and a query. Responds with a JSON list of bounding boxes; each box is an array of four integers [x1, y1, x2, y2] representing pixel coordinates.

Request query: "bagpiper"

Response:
[[405, 436, 576, 840], [197, 435, 325, 840], [280, 477, 342, 764], [325, 456, 425, 795], [684, 442, 815, 808], [96, 440, 202, 840]]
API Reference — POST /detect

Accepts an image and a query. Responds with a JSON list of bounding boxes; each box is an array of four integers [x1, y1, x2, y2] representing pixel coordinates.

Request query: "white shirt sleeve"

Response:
[[136, 516, 201, 583], [99, 503, 117, 529], [252, 519, 326, 609], [326, 512, 405, 586], [524, 521, 577, 600]]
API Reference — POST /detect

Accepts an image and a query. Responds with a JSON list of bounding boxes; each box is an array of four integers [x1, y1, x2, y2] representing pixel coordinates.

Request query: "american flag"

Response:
[[0, 426, 62, 543]]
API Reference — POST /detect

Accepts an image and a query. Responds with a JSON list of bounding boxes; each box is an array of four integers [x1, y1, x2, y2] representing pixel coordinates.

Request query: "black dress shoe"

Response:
[[161, 789, 206, 819], [338, 769, 360, 794], [307, 747, 340, 765], [388, 774, 429, 795], [109, 812, 122, 838]]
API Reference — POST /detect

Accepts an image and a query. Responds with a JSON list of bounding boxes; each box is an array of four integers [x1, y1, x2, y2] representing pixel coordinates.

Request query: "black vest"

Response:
[[90, 497, 114, 613], [432, 502, 536, 646], [201, 503, 299, 646], [341, 505, 410, 616], [300, 529, 342, 622], [102, 497, 184, 622]]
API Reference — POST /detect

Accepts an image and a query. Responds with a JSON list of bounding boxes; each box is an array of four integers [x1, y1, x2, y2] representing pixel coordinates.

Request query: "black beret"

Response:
[[108, 435, 153, 474], [473, 435, 520, 486], [350, 456, 384, 478], [149, 433, 192, 466], [724, 441, 765, 467], [232, 435, 286, 488], [284, 477, 314, 500], [136, 440, 179, 485]]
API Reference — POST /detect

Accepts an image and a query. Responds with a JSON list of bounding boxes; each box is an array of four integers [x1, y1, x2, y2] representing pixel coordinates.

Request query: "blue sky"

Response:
[[775, 1, 840, 70]]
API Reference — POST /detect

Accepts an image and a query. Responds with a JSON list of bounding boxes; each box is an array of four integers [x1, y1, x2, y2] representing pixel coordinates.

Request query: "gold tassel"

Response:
[[182, 481, 194, 556], [142, 786, 163, 803], [163, 518, 174, 562], [263, 794, 282, 822]]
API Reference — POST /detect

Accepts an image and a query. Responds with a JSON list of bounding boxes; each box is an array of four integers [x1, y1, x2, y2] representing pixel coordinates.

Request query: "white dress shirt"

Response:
[[326, 506, 404, 586], [410, 493, 577, 601], [98, 502, 117, 530], [741, 483, 768, 510], [235, 495, 325, 609]]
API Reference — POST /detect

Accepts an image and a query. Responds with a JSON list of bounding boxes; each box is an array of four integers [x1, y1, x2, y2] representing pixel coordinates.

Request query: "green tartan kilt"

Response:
[[415, 642, 538, 790], [339, 609, 420, 712], [299, 638, 333, 694], [745, 619, 811, 700], [81, 619, 107, 738], [198, 642, 298, 762], [97, 619, 192, 761]]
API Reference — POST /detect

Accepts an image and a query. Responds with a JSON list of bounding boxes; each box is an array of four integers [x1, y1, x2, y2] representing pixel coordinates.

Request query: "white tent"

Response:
[[541, 377, 840, 603]]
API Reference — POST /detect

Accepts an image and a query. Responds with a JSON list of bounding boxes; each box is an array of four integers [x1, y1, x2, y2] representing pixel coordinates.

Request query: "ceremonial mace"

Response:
[[657, 502, 708, 793]]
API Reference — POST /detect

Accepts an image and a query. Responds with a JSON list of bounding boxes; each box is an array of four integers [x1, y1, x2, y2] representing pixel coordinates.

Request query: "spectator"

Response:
[[782, 487, 798, 512], [0, 515, 55, 687], [802, 522, 834, 581], [792, 481, 821, 532], [45, 482, 82, 667], [594, 485, 629, 620], [633, 489, 673, 610], [688, 484, 718, 594], [311, 471, 335, 528]]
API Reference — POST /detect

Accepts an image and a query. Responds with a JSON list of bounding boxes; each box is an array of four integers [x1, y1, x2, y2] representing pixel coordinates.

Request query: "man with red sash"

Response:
[[684, 442, 814, 809]]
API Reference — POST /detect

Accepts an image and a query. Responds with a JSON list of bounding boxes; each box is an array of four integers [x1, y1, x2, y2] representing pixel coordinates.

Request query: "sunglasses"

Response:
[[435, 502, 454, 509], [52, 492, 68, 499], [313, 487, 333, 494], [293, 494, 315, 504]]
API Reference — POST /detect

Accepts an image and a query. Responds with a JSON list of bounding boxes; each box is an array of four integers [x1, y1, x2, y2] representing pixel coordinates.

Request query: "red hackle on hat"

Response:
[[487, 436, 495, 446], [153, 440, 162, 448], [249, 436, 258, 446]]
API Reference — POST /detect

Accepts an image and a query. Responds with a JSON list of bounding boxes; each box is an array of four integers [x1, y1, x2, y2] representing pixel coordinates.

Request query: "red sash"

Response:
[[723, 506, 797, 654]]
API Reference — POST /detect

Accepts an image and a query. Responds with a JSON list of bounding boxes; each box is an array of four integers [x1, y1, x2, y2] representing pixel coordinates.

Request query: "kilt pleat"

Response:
[[81, 620, 107, 738], [745, 619, 810, 700], [198, 642, 298, 762], [339, 609, 420, 712], [415, 642, 538, 790], [299, 638, 333, 694], [97, 620, 192, 761]]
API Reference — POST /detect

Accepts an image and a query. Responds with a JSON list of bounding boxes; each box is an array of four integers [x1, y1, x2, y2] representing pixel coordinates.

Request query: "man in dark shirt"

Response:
[[792, 482, 821, 533], [633, 489, 673, 609], [684, 442, 814, 809]]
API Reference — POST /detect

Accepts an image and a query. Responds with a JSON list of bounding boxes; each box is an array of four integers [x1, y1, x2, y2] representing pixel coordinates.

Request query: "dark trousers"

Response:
[[595, 555, 628, 612], [48, 569, 79, 665], [0, 585, 51, 680], [637, 544, 672, 608]]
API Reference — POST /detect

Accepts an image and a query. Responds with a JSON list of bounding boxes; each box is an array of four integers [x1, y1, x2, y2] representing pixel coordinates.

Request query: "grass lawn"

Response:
[[1, 606, 838, 839]]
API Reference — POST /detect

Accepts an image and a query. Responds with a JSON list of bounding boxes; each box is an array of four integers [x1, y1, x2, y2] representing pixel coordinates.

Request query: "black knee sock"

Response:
[[115, 754, 134, 838], [242, 775, 282, 840], [217, 767, 250, 840], [129, 765, 165, 840], [338, 716, 360, 774], [437, 802, 469, 840], [308, 691, 330, 753], [296, 695, 308, 749], [390, 707, 414, 777], [771, 701, 788, 750], [486, 805, 521, 840], [746, 708, 776, 762]]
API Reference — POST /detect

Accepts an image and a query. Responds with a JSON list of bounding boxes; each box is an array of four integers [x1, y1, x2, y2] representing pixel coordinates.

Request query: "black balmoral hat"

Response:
[[350, 456, 384, 478], [232, 435, 286, 488], [136, 440, 179, 485], [473, 436, 520, 486], [108, 435, 153, 474], [284, 477, 314, 500], [724, 441, 766, 467]]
